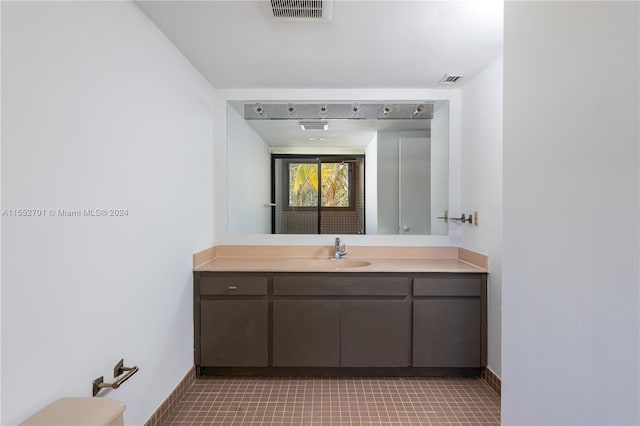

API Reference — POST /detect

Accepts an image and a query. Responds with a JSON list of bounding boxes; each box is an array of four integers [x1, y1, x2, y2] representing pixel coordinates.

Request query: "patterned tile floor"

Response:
[[166, 376, 500, 425]]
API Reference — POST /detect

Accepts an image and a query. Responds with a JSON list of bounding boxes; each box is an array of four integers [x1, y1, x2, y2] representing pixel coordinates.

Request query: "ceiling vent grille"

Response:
[[265, 0, 332, 21], [439, 74, 466, 85]]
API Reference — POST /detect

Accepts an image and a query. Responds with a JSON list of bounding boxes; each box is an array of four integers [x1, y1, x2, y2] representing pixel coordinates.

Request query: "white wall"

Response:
[[0, 2, 3, 421], [214, 88, 460, 247], [1, 2, 214, 425], [460, 56, 503, 377], [503, 2, 639, 424], [227, 106, 271, 234]]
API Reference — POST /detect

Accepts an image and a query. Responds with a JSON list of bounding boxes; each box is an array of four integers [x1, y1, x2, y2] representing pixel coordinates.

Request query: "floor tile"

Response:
[[166, 377, 500, 425]]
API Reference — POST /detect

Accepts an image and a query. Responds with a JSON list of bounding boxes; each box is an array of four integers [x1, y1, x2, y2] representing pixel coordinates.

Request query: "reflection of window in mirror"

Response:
[[273, 155, 364, 234], [288, 161, 352, 208]]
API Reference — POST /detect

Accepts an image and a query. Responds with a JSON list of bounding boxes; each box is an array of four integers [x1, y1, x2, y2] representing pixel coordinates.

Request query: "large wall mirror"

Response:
[[227, 100, 449, 235]]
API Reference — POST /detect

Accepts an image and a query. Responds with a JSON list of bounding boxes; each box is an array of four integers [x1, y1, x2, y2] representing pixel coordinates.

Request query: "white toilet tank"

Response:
[[20, 397, 126, 426]]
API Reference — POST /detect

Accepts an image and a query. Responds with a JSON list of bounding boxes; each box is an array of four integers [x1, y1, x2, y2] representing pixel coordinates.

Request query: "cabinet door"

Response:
[[200, 299, 268, 367], [341, 300, 411, 367], [273, 300, 340, 367], [413, 299, 481, 367]]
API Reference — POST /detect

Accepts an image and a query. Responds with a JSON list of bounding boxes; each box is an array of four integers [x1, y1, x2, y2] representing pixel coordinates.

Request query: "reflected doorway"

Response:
[[399, 137, 430, 234]]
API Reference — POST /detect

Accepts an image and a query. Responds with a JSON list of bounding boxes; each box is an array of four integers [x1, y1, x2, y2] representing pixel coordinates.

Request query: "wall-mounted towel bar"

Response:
[[92, 359, 139, 397], [437, 210, 479, 226]]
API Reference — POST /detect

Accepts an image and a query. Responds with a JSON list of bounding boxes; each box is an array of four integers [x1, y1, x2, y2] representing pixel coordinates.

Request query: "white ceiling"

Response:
[[135, 0, 504, 89]]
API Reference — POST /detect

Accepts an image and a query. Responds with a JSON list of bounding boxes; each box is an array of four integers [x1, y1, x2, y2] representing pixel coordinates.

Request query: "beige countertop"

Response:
[[193, 246, 488, 273]]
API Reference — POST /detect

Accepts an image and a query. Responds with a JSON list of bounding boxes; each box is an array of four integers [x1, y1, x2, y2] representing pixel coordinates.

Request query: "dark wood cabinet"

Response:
[[413, 299, 481, 367], [273, 274, 411, 368], [195, 274, 269, 368], [341, 300, 411, 367], [273, 300, 340, 367], [200, 299, 268, 366], [194, 271, 486, 374], [412, 274, 486, 368]]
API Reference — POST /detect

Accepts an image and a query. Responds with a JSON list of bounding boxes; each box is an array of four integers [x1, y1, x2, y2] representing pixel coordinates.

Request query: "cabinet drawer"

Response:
[[413, 275, 481, 297], [273, 275, 410, 296], [200, 275, 268, 296]]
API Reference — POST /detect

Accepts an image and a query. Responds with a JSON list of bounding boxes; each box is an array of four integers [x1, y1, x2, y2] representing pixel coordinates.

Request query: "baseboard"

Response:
[[198, 366, 482, 377], [481, 366, 501, 396], [144, 366, 196, 426]]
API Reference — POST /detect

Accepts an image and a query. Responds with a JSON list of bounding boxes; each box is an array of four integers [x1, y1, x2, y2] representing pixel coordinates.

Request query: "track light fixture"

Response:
[[244, 102, 434, 120]]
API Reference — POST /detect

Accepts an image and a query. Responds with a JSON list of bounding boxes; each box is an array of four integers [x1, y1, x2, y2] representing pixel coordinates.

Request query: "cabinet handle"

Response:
[[227, 285, 238, 290]]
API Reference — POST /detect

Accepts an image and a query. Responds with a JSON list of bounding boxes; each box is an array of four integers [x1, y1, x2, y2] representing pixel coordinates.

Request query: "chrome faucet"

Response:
[[334, 237, 347, 259]]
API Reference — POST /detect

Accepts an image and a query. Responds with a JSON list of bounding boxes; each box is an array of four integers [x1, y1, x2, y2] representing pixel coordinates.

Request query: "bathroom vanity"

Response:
[[193, 246, 488, 377]]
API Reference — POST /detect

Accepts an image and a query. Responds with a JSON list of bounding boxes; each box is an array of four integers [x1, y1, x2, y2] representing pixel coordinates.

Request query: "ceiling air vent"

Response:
[[264, 0, 333, 21], [439, 74, 466, 85]]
